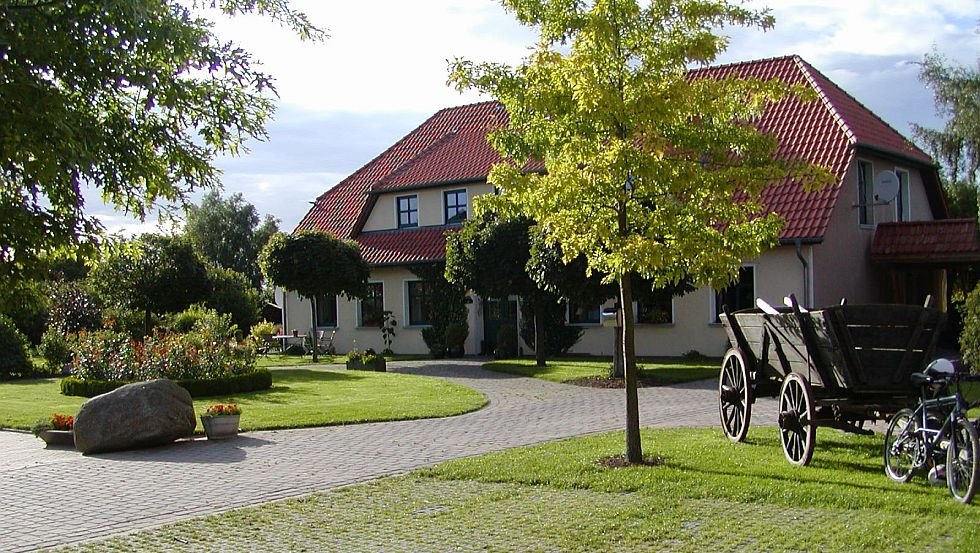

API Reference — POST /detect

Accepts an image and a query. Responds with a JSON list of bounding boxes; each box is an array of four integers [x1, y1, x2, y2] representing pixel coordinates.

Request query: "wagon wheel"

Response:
[[718, 348, 752, 442], [778, 373, 816, 466]]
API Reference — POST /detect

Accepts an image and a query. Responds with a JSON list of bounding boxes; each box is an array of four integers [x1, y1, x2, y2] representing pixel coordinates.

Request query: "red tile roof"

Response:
[[356, 226, 455, 266], [871, 219, 980, 263], [295, 101, 507, 240], [297, 55, 941, 266]]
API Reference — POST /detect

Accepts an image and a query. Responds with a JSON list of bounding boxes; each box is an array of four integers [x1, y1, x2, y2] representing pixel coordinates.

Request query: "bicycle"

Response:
[[883, 358, 980, 503]]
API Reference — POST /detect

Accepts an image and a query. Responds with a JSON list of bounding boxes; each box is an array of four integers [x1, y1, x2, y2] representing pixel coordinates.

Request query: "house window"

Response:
[[444, 189, 468, 224], [568, 301, 600, 325], [637, 289, 673, 325], [315, 295, 338, 328], [714, 266, 755, 322], [359, 283, 384, 327], [397, 195, 418, 228], [407, 280, 431, 326], [895, 168, 910, 222], [857, 160, 874, 226]]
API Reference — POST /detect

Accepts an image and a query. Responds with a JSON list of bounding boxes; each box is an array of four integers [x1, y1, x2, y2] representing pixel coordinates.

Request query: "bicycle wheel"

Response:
[[946, 414, 980, 504], [884, 408, 919, 483]]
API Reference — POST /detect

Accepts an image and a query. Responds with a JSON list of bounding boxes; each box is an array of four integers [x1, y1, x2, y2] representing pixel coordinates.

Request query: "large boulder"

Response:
[[73, 379, 196, 454]]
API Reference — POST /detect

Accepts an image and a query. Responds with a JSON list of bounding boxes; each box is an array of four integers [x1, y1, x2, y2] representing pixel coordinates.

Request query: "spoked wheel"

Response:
[[718, 348, 752, 442], [778, 373, 816, 466], [883, 408, 920, 483], [947, 415, 980, 504]]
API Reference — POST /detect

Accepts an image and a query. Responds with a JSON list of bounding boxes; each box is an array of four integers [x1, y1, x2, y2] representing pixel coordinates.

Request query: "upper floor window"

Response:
[[407, 280, 431, 326], [359, 283, 384, 327], [444, 189, 468, 224], [637, 289, 673, 325], [714, 266, 755, 323], [895, 168, 910, 222], [397, 195, 418, 228], [568, 301, 600, 325], [315, 295, 338, 328], [857, 160, 874, 226]]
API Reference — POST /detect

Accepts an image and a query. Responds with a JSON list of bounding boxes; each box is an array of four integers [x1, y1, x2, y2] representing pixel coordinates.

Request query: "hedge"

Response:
[[60, 368, 273, 398]]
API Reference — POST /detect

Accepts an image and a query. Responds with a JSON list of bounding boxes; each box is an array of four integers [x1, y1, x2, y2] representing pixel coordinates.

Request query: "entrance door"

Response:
[[482, 297, 518, 355]]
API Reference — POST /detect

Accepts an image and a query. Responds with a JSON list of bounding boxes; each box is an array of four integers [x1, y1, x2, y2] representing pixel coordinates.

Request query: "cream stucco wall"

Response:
[[281, 266, 481, 356], [564, 245, 811, 357], [812, 153, 935, 305], [361, 183, 495, 232]]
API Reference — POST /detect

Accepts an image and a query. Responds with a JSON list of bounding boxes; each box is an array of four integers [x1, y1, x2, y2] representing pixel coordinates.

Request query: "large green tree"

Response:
[[91, 234, 210, 336], [0, 0, 322, 280], [185, 191, 280, 289], [450, 0, 832, 463], [259, 231, 369, 362], [912, 50, 980, 219]]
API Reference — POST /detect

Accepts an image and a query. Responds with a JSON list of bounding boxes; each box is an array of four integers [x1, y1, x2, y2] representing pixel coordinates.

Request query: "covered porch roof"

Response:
[[870, 219, 980, 265]]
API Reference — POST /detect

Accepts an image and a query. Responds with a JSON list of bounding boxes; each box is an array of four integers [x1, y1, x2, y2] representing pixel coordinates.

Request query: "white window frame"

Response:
[[635, 294, 674, 326], [894, 167, 911, 222], [710, 264, 757, 324], [404, 279, 431, 327], [566, 300, 601, 326], [396, 194, 419, 228], [357, 281, 385, 328], [314, 294, 339, 329], [857, 159, 874, 227]]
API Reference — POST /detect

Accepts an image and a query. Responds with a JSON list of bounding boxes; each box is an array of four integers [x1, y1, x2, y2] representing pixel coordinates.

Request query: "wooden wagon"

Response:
[[718, 295, 945, 466]]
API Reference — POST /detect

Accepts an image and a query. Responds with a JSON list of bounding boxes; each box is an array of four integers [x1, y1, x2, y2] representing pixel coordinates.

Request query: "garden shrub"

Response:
[[495, 324, 518, 358], [518, 300, 583, 355], [61, 368, 272, 398], [38, 329, 73, 375], [164, 304, 210, 333], [0, 314, 32, 379], [251, 320, 277, 337], [47, 280, 102, 335], [70, 309, 256, 383], [959, 282, 980, 372]]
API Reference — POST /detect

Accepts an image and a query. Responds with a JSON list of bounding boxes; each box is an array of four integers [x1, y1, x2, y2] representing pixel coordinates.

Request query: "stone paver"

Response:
[[0, 360, 777, 552]]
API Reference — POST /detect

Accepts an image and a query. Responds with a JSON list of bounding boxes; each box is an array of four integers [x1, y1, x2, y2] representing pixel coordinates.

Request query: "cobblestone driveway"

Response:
[[0, 360, 776, 552]]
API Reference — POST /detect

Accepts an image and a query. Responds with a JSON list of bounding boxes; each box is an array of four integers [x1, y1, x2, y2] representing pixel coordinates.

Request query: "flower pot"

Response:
[[346, 357, 387, 372], [38, 429, 75, 448], [201, 414, 240, 440]]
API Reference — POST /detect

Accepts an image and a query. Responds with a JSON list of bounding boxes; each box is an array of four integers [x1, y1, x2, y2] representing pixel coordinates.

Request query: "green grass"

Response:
[[484, 356, 720, 385], [0, 368, 486, 432], [255, 353, 432, 368], [55, 427, 980, 552]]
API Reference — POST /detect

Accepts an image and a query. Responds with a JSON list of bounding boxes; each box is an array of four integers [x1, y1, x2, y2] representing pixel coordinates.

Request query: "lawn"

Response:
[[54, 427, 979, 552], [0, 368, 486, 432], [255, 353, 432, 368], [485, 355, 720, 385]]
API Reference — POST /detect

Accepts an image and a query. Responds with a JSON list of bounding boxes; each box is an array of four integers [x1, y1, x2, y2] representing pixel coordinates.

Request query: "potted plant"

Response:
[[32, 413, 75, 447], [346, 346, 386, 372], [200, 403, 241, 440]]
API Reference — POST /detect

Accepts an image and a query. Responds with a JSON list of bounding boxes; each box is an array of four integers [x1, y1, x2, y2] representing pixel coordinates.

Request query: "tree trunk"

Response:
[[620, 272, 642, 463], [533, 295, 546, 367], [310, 296, 319, 363], [143, 308, 152, 339]]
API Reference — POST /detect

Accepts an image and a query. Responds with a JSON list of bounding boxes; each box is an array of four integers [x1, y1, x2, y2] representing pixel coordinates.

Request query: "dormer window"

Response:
[[397, 195, 418, 228], [445, 189, 468, 224], [857, 160, 874, 226]]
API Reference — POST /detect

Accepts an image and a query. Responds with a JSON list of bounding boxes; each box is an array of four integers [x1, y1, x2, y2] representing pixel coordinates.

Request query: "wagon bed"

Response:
[[718, 295, 945, 466]]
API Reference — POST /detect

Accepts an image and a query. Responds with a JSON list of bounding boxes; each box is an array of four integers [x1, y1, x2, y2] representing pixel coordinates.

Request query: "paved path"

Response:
[[0, 360, 777, 552]]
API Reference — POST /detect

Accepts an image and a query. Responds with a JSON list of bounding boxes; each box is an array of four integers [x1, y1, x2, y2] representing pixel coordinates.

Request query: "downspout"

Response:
[[794, 238, 810, 308]]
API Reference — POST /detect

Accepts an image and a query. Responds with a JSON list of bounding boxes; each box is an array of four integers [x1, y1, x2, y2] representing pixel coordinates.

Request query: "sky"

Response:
[[92, 0, 980, 236]]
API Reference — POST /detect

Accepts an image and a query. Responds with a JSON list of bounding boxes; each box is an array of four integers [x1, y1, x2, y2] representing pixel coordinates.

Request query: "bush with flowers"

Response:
[[69, 310, 256, 382], [204, 403, 242, 416], [31, 412, 74, 436]]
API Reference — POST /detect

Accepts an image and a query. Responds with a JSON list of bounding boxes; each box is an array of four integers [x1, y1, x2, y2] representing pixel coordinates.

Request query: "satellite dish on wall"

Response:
[[874, 170, 900, 203]]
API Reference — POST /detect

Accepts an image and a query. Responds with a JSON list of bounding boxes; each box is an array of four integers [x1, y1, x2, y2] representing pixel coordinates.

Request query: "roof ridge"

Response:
[[371, 130, 459, 191], [790, 56, 858, 147]]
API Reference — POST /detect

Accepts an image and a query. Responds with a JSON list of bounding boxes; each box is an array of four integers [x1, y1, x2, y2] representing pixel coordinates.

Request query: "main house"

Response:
[[280, 55, 976, 357]]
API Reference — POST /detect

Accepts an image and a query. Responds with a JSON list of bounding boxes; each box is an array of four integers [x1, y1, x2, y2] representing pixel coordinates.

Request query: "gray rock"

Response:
[[73, 379, 196, 454]]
